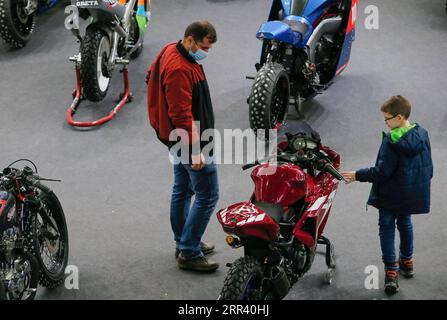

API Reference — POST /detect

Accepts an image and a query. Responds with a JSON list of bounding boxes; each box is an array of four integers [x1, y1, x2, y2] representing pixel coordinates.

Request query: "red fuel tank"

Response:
[[251, 162, 315, 207]]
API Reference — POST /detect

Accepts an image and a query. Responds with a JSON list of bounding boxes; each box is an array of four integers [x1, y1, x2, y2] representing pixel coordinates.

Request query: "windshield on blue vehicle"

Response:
[[290, 0, 308, 16]]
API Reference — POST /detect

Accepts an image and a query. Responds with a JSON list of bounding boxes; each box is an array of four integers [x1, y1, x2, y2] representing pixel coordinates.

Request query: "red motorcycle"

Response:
[[217, 129, 344, 300]]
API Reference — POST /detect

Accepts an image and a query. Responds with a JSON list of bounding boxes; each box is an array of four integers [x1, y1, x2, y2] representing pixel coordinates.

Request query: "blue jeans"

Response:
[[170, 155, 219, 259], [378, 211, 414, 270]]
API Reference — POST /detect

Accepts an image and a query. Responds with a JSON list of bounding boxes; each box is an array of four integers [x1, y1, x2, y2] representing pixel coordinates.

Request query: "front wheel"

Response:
[[219, 256, 266, 300], [0, 0, 36, 48], [248, 62, 290, 135], [80, 28, 112, 102], [27, 186, 69, 289]]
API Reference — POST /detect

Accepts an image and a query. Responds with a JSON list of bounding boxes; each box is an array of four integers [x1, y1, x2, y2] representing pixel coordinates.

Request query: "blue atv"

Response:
[[0, 0, 59, 48], [249, 0, 358, 132]]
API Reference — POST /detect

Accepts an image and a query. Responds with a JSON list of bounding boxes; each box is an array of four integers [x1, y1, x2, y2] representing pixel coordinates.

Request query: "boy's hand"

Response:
[[342, 171, 356, 184]]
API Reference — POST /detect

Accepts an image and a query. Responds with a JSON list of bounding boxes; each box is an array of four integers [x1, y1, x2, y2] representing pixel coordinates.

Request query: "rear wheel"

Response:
[[80, 28, 112, 102], [219, 256, 266, 300], [0, 0, 35, 48], [248, 62, 290, 136]]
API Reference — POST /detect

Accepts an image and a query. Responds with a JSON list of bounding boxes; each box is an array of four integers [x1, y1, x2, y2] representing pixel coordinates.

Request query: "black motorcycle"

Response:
[[0, 0, 60, 49], [0, 160, 68, 300]]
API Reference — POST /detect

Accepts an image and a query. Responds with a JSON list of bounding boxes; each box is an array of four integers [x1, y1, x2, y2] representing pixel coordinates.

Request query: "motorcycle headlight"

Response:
[[292, 137, 318, 151], [292, 137, 306, 150]]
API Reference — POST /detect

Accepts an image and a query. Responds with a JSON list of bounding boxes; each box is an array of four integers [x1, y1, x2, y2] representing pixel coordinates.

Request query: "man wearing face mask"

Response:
[[147, 21, 219, 272]]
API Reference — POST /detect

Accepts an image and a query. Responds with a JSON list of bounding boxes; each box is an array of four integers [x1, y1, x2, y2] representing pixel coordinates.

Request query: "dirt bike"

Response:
[[0, 0, 59, 48], [217, 127, 344, 300], [69, 0, 149, 102], [0, 160, 68, 300], [248, 0, 358, 133]]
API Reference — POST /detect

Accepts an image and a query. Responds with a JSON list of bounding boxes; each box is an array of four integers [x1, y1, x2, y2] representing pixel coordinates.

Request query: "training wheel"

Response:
[[325, 268, 335, 285]]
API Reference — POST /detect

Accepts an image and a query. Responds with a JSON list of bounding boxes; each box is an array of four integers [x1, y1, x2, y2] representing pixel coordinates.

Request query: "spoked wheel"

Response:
[[80, 28, 112, 102], [219, 257, 266, 300], [0, 0, 36, 48], [27, 186, 69, 289], [0, 252, 39, 300], [249, 62, 290, 138]]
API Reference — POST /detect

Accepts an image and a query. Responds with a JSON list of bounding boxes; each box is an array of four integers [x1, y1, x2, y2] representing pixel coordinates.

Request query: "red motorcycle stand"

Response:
[[66, 54, 133, 128]]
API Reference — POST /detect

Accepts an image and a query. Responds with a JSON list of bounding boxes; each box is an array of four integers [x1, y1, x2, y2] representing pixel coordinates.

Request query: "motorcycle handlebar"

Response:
[[242, 152, 319, 171], [317, 160, 346, 182], [242, 161, 259, 171], [242, 154, 276, 171], [1, 166, 61, 185], [241, 152, 346, 183]]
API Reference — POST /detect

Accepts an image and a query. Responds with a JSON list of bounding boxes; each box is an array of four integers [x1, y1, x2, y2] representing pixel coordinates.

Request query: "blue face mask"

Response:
[[189, 41, 208, 61]]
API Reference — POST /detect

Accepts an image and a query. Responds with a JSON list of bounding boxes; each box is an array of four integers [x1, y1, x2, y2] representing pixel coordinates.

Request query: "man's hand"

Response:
[[191, 153, 206, 171], [342, 171, 356, 184]]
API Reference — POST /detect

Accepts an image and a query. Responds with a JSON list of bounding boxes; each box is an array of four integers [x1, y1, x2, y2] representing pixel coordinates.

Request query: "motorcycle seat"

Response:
[[254, 201, 284, 224]]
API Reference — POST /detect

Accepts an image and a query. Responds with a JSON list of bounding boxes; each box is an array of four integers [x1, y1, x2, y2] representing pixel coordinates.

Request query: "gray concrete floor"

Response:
[[0, 0, 446, 300]]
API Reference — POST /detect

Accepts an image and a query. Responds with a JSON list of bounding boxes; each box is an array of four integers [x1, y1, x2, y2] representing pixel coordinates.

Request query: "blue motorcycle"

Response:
[[249, 0, 358, 132], [0, 0, 59, 48]]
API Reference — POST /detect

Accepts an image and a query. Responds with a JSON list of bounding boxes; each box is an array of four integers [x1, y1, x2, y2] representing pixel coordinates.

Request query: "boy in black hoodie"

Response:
[[342, 95, 433, 295]]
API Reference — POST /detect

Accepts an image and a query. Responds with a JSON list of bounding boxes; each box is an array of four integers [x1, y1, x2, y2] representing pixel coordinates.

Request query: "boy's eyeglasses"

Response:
[[384, 115, 398, 122]]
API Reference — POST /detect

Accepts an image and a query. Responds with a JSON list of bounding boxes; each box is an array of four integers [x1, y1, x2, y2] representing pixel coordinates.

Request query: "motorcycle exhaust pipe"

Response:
[[269, 267, 290, 300]]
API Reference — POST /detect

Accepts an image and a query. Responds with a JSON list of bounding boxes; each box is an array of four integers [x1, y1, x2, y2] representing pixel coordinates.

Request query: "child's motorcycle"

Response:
[[69, 0, 149, 102], [0, 160, 68, 300], [248, 0, 358, 132], [0, 0, 59, 48], [217, 129, 344, 300]]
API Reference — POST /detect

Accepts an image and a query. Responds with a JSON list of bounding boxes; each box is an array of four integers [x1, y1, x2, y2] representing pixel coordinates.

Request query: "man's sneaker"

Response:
[[175, 242, 215, 259], [177, 254, 219, 272], [384, 270, 399, 295], [200, 242, 215, 255], [399, 259, 414, 278]]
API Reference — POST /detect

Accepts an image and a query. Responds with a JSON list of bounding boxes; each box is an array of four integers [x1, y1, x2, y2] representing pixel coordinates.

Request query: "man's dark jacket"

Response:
[[147, 41, 214, 154]]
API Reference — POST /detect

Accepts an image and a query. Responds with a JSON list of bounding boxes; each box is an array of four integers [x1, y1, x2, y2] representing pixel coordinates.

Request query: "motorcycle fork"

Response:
[[23, 198, 58, 236], [108, 32, 120, 68]]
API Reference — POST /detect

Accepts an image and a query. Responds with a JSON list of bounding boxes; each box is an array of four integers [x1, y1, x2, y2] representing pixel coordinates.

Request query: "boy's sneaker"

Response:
[[384, 270, 399, 295], [177, 254, 219, 272], [399, 259, 414, 278], [175, 242, 215, 259]]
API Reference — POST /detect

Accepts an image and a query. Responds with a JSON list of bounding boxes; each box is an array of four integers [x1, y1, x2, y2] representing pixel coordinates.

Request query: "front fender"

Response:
[[86, 22, 113, 40], [256, 21, 302, 47]]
